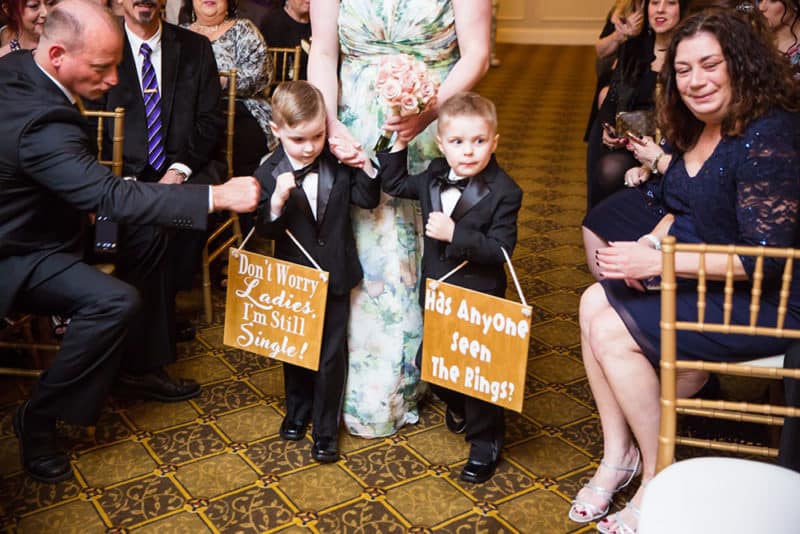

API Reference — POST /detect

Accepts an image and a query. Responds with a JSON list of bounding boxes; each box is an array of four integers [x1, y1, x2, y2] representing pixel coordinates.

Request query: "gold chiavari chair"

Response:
[[201, 69, 242, 323], [266, 45, 302, 94], [657, 236, 800, 473], [0, 107, 125, 378]]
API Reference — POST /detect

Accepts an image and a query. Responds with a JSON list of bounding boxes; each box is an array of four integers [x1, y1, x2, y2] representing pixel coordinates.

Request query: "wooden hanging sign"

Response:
[[421, 279, 531, 412], [223, 248, 328, 371]]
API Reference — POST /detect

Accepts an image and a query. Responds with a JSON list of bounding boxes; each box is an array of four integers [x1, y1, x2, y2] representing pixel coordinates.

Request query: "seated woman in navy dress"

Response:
[[570, 10, 800, 534]]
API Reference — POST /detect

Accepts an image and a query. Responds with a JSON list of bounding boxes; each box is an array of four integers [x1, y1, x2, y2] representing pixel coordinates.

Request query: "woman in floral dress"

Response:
[[309, 0, 491, 438]]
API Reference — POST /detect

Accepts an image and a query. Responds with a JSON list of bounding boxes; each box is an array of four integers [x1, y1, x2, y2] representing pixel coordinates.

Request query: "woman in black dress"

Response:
[[585, 0, 688, 211], [571, 11, 800, 533]]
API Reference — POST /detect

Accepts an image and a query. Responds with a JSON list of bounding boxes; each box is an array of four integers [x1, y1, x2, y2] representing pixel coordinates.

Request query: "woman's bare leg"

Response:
[[570, 283, 642, 520], [583, 226, 608, 280]]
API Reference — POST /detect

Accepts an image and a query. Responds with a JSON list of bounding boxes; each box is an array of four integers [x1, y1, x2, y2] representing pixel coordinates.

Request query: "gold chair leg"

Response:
[[202, 258, 213, 324]]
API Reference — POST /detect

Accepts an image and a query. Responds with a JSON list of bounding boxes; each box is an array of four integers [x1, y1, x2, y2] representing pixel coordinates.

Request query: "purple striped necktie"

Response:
[[140, 43, 165, 172]]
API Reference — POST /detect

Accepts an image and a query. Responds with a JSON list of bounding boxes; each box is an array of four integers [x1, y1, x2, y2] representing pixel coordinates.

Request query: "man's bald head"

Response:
[[40, 0, 122, 52], [35, 0, 123, 100]]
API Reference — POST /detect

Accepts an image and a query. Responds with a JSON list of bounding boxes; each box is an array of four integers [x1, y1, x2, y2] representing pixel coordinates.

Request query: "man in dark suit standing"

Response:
[[0, 0, 259, 483], [94, 0, 224, 348]]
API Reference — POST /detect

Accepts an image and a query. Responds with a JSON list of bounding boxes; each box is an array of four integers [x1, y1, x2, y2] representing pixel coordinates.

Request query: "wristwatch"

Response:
[[651, 150, 665, 174], [640, 233, 662, 251]]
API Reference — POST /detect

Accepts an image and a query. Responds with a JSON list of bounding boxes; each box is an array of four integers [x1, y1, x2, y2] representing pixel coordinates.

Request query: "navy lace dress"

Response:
[[601, 109, 800, 365]]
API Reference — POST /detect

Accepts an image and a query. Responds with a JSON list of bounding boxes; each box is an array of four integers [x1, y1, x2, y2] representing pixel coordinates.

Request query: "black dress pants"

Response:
[[282, 293, 349, 440], [15, 225, 173, 425], [431, 383, 505, 463]]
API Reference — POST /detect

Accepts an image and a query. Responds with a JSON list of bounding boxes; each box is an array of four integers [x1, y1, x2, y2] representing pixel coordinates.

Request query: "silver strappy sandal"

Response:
[[597, 502, 641, 534], [568, 449, 641, 524]]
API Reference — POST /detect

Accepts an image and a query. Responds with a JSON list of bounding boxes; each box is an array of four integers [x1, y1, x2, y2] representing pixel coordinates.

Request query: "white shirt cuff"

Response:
[[169, 163, 192, 181], [208, 186, 214, 213]]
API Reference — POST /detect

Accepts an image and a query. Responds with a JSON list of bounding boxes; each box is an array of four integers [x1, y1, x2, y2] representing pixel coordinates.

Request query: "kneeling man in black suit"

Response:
[[0, 0, 259, 483]]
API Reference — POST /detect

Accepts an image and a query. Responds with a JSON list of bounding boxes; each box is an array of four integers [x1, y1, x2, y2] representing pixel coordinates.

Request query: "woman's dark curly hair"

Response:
[[179, 0, 238, 25], [657, 9, 800, 152]]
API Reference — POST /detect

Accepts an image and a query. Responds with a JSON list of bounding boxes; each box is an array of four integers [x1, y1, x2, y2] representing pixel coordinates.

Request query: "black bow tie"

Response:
[[293, 161, 319, 186], [435, 172, 469, 193]]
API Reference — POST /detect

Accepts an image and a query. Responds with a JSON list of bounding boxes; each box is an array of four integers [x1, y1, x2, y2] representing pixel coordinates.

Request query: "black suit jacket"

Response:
[[254, 145, 380, 296], [379, 150, 522, 300], [0, 51, 210, 317], [92, 22, 224, 180]]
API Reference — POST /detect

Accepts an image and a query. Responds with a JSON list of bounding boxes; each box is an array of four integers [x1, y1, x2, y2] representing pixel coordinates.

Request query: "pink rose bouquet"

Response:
[[373, 54, 439, 152]]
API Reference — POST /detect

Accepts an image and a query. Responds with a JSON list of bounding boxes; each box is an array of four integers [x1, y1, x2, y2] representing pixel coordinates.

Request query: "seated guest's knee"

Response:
[[104, 282, 141, 324], [579, 283, 607, 331]]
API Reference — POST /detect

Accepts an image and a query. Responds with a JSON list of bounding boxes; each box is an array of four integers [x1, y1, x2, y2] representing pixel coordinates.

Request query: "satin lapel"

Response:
[[450, 176, 490, 222], [315, 156, 334, 227], [429, 179, 443, 213], [271, 152, 315, 224], [159, 25, 180, 141]]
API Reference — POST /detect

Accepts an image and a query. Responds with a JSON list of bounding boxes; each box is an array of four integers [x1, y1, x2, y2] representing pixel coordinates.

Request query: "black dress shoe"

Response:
[[460, 457, 498, 484], [13, 402, 72, 483], [116, 368, 201, 402], [176, 319, 196, 343], [445, 408, 466, 434], [311, 437, 339, 463], [279, 417, 308, 441]]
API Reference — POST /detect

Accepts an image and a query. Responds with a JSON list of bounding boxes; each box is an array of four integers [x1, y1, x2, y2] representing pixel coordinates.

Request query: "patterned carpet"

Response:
[[0, 43, 638, 533]]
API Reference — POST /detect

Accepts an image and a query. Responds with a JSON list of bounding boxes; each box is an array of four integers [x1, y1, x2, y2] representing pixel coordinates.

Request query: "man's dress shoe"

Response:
[[311, 437, 339, 463], [13, 402, 72, 483], [279, 417, 307, 441], [445, 408, 466, 434], [116, 368, 201, 402], [460, 457, 498, 484]]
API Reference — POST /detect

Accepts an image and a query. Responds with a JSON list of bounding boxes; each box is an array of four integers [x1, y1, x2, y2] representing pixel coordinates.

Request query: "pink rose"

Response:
[[380, 78, 403, 104], [418, 80, 438, 106], [400, 71, 419, 94], [387, 55, 413, 78], [400, 94, 419, 116]]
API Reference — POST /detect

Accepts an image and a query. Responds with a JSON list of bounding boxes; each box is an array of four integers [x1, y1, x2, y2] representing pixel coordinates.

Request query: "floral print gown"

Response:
[[337, 0, 459, 437], [182, 18, 275, 148]]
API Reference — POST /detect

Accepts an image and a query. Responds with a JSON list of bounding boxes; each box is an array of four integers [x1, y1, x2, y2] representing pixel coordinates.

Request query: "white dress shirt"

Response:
[[441, 169, 468, 217]]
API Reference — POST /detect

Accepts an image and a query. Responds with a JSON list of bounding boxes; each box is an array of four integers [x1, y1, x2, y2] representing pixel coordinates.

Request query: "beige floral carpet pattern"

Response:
[[1, 44, 638, 533]]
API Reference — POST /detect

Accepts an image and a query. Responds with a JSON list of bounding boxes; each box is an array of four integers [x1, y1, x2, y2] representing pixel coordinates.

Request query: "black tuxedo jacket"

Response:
[[379, 150, 522, 299], [254, 145, 380, 296], [92, 22, 224, 180], [0, 51, 210, 317]]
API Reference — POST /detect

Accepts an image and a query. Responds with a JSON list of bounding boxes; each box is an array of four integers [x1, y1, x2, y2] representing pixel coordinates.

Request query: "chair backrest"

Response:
[[79, 105, 125, 176], [219, 69, 237, 179], [658, 236, 800, 472], [266, 45, 301, 93]]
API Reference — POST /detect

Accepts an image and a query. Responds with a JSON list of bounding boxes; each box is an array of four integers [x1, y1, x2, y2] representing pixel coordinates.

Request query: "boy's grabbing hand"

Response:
[[270, 171, 297, 219], [426, 211, 455, 243]]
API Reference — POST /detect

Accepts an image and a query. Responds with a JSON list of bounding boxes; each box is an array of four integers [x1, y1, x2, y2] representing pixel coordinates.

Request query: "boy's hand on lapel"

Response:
[[270, 171, 296, 219], [426, 211, 455, 243]]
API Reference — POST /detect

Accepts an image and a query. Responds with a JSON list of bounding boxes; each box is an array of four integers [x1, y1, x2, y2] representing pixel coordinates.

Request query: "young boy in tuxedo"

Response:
[[254, 81, 380, 462], [380, 92, 523, 483]]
